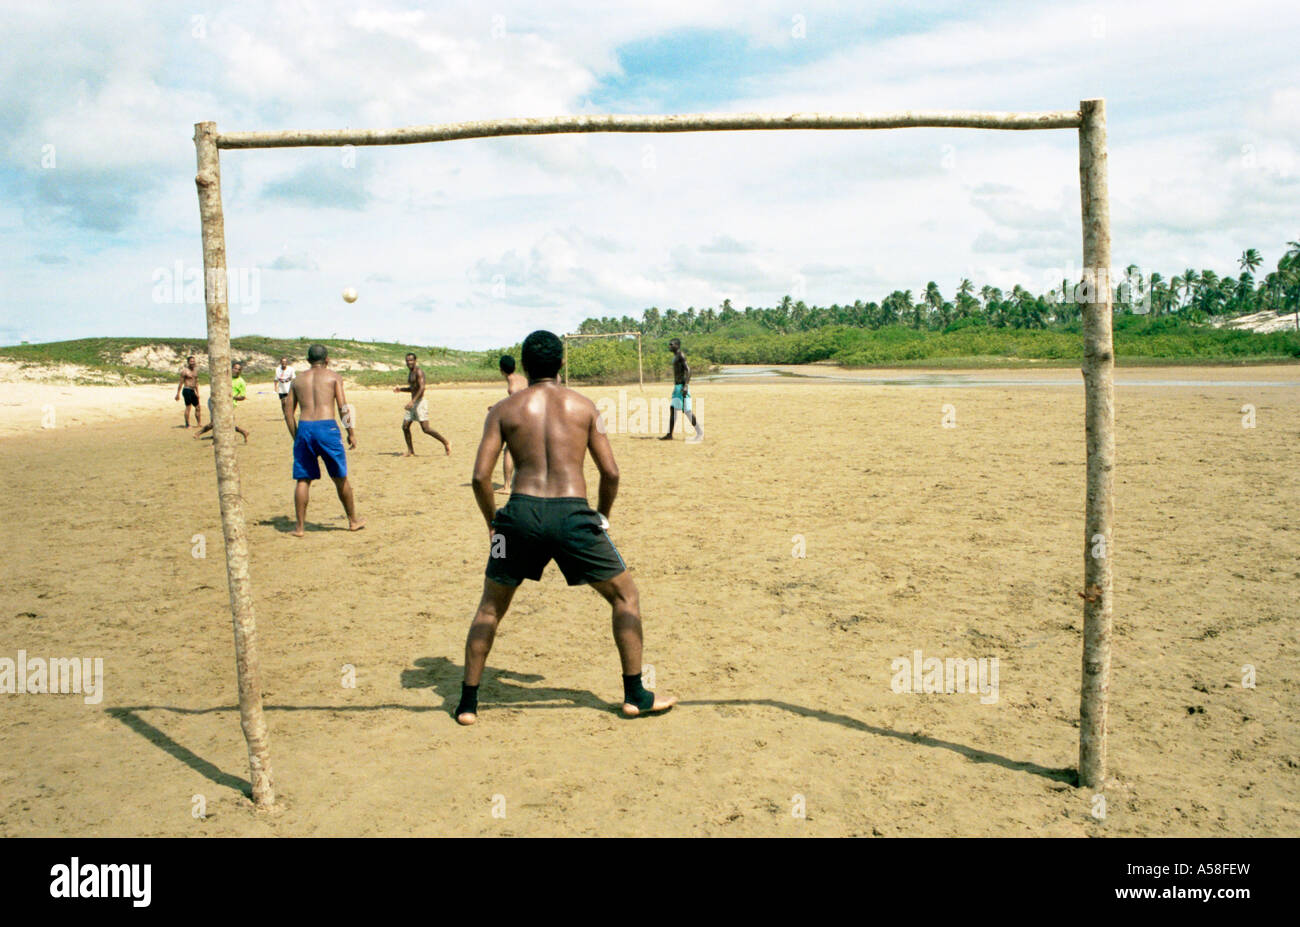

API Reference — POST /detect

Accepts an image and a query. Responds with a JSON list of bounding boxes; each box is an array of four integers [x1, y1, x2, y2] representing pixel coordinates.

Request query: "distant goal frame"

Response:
[[562, 331, 644, 390], [193, 102, 1116, 808]]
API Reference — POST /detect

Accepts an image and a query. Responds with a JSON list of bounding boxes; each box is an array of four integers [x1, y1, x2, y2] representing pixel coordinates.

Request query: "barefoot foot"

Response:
[[348, 519, 367, 531], [622, 693, 677, 717], [456, 711, 477, 726]]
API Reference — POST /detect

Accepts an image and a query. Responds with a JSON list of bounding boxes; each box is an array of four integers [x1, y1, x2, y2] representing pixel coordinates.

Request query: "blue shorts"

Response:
[[671, 384, 693, 412], [293, 420, 347, 480]]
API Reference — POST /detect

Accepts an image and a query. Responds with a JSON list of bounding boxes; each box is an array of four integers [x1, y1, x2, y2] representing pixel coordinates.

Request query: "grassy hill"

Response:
[[0, 337, 502, 386]]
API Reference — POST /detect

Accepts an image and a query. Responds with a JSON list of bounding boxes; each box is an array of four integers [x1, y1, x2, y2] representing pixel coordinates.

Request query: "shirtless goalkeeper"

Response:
[[455, 330, 676, 725]]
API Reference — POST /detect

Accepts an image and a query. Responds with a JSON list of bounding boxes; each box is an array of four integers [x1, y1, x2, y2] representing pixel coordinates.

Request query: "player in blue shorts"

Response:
[[283, 344, 365, 537]]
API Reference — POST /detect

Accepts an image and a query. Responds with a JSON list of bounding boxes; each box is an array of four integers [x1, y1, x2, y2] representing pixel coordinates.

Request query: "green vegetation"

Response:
[[580, 239, 1300, 337], [0, 336, 502, 386], [560, 316, 1299, 383], [568, 238, 1300, 379], [6, 240, 1298, 386], [0, 337, 192, 383]]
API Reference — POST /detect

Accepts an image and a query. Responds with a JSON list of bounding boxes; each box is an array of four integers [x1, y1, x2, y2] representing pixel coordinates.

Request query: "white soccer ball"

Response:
[[342, 287, 358, 303]]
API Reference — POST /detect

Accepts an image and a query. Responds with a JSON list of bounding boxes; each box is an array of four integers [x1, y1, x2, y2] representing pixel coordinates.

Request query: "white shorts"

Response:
[[404, 398, 429, 423]]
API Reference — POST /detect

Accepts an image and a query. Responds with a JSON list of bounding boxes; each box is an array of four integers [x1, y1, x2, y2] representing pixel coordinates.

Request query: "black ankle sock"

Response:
[[622, 674, 654, 710], [457, 683, 478, 716]]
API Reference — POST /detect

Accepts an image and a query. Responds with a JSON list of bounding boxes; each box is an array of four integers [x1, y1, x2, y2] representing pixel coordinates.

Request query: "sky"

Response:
[[1, 0, 1297, 349]]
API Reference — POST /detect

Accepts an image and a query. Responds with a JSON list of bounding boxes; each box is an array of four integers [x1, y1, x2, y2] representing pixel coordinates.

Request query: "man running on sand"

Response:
[[194, 361, 249, 443], [395, 352, 450, 456], [455, 329, 676, 725], [493, 354, 527, 493], [175, 355, 202, 427], [284, 344, 365, 537], [273, 356, 296, 409], [660, 337, 703, 442]]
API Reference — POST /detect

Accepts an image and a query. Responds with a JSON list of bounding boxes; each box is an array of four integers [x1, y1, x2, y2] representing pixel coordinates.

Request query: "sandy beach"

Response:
[[0, 381, 181, 438], [0, 367, 1296, 836]]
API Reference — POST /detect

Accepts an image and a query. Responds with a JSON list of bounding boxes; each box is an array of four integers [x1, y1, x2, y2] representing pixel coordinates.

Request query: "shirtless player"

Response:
[[494, 354, 527, 492], [455, 330, 676, 725], [175, 355, 201, 427], [660, 337, 703, 442], [284, 344, 365, 537], [395, 352, 450, 456]]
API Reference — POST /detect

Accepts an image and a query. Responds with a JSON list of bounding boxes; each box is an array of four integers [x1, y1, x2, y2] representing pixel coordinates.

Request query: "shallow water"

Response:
[[702, 366, 1300, 388]]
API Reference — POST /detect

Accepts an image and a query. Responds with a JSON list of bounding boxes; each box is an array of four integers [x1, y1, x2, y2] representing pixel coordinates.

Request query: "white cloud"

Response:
[[2, 0, 1298, 347]]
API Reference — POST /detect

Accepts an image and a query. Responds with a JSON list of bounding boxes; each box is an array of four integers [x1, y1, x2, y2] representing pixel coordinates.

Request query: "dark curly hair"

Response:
[[521, 331, 563, 380]]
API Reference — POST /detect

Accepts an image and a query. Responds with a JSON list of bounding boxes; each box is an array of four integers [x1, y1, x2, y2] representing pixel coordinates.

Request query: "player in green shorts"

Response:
[[195, 361, 250, 443], [455, 330, 676, 725]]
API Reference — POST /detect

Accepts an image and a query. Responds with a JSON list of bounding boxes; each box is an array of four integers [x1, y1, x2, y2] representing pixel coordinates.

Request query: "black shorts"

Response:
[[485, 495, 627, 587], [182, 387, 199, 407]]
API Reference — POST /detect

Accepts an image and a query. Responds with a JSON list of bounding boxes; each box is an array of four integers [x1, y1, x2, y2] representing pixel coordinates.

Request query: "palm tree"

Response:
[[921, 282, 942, 330], [791, 300, 810, 331], [1280, 255, 1300, 329], [1180, 268, 1199, 309], [1147, 271, 1165, 316], [1239, 248, 1262, 275], [772, 295, 793, 333], [1197, 270, 1220, 315], [1219, 275, 1238, 315], [1124, 263, 1144, 312], [955, 291, 978, 320], [1234, 273, 1255, 315]]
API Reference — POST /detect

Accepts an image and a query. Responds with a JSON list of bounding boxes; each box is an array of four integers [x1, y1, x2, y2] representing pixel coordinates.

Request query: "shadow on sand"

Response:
[[107, 655, 1076, 799], [256, 515, 345, 533]]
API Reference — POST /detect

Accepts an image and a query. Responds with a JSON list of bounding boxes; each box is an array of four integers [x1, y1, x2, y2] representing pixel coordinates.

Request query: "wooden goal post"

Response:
[[194, 103, 1115, 806], [562, 331, 643, 390]]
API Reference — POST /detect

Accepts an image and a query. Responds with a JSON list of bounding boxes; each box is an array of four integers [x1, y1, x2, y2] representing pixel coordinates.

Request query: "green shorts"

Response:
[[486, 494, 627, 587]]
